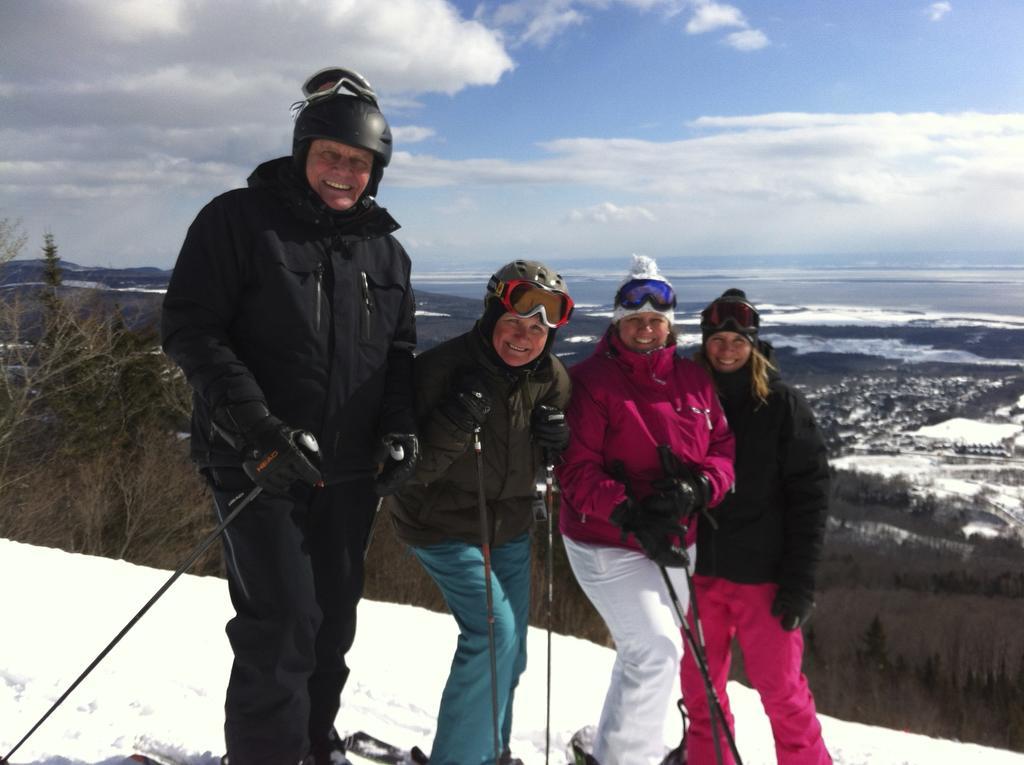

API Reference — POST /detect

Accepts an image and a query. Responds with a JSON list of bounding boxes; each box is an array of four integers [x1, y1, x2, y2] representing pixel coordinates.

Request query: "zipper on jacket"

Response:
[[360, 270, 374, 341], [314, 262, 325, 332], [691, 406, 712, 430]]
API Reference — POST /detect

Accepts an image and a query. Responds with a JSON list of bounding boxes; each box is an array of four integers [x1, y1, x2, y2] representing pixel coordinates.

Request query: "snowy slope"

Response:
[[2, 539, 1023, 765]]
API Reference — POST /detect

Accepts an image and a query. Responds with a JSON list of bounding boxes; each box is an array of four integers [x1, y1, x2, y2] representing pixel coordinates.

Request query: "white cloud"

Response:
[[566, 202, 657, 223], [684, 1, 769, 50], [2, 1, 513, 98], [392, 126, 436, 145], [686, 1, 746, 33], [520, 8, 587, 47], [486, 0, 690, 47], [725, 28, 768, 51], [90, 0, 187, 39], [926, 2, 952, 22], [383, 111, 1024, 264], [375, 114, 1024, 214]]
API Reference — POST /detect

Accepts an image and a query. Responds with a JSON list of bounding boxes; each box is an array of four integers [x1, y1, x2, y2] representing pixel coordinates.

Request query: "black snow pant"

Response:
[[207, 469, 379, 765]]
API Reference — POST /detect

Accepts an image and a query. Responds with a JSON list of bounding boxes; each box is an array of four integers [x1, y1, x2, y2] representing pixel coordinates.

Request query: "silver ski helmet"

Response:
[[485, 260, 573, 329], [479, 260, 572, 363], [292, 66, 392, 197]]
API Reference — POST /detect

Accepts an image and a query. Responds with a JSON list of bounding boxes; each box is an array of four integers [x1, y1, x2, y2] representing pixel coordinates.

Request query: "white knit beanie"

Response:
[[611, 254, 675, 326]]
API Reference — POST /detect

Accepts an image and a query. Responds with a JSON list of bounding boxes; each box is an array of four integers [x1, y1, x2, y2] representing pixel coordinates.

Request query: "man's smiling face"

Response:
[[304, 138, 373, 211]]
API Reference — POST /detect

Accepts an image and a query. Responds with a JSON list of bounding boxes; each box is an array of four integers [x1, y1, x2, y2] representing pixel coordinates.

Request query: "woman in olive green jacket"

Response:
[[387, 260, 573, 765]]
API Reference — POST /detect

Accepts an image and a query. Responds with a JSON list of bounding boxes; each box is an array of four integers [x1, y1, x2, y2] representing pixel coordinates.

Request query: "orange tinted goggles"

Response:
[[492, 279, 574, 328]]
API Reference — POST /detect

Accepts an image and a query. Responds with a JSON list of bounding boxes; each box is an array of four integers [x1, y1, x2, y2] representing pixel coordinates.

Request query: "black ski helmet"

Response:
[[292, 67, 392, 198]]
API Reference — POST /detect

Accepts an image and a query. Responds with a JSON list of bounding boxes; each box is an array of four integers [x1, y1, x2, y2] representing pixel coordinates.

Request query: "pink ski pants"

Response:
[[681, 576, 831, 765]]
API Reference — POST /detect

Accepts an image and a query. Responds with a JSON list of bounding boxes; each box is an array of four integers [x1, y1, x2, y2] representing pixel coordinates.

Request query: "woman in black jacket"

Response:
[[681, 289, 832, 765]]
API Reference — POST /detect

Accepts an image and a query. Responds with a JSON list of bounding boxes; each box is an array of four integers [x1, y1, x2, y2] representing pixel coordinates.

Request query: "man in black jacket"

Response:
[[162, 67, 418, 765]]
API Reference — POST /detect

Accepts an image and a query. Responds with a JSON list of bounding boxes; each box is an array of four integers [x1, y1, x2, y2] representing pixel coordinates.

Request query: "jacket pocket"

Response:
[[358, 266, 406, 348], [268, 246, 327, 335]]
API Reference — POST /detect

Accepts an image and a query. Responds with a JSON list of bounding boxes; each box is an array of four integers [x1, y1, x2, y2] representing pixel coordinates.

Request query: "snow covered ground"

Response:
[[913, 418, 1022, 444], [3, 540, 1024, 765]]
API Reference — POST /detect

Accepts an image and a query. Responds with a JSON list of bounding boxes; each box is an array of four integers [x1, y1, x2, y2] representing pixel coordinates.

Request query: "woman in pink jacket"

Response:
[[557, 256, 735, 765]]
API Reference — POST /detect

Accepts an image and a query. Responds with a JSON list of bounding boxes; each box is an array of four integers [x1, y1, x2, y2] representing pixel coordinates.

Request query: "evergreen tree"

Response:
[[38, 232, 65, 354], [41, 231, 61, 286], [858, 614, 891, 673]]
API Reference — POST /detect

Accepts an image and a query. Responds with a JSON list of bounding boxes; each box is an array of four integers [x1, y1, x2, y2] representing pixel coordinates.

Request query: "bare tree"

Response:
[[0, 217, 28, 268]]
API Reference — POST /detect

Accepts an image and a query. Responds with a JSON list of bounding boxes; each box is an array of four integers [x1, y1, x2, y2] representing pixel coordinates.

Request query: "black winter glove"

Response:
[[374, 433, 420, 496], [771, 588, 815, 631], [212, 401, 322, 496], [610, 497, 690, 568], [241, 417, 323, 496], [644, 481, 699, 520], [531, 404, 570, 456], [438, 369, 493, 433]]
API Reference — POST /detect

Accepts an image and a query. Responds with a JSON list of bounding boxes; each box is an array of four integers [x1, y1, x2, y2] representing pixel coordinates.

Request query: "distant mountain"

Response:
[[1, 259, 172, 290]]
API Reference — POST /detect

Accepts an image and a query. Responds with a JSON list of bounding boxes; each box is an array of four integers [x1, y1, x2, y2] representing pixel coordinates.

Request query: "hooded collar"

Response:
[[248, 156, 399, 236], [711, 362, 752, 403]]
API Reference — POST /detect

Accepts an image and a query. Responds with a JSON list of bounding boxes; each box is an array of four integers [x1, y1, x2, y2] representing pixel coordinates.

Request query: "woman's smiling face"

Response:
[[704, 331, 753, 373], [491, 313, 549, 366], [616, 312, 670, 353]]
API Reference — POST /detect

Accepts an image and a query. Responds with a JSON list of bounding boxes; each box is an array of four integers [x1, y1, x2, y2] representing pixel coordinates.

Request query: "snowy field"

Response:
[[832, 411, 1024, 535], [3, 539, 1024, 765]]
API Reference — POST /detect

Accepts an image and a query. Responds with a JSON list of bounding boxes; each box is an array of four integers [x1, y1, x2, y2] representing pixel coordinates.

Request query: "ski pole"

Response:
[[543, 452, 556, 765], [659, 564, 742, 765], [473, 428, 501, 765], [653, 443, 741, 765], [363, 440, 405, 560], [1, 485, 262, 765]]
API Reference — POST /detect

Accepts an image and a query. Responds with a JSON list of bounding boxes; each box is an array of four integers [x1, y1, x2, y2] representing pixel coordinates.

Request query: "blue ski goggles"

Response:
[[615, 278, 677, 310]]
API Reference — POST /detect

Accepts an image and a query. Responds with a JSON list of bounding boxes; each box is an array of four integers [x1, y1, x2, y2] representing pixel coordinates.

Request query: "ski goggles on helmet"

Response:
[[491, 279, 575, 328], [700, 299, 759, 333], [615, 278, 677, 310], [291, 67, 380, 116]]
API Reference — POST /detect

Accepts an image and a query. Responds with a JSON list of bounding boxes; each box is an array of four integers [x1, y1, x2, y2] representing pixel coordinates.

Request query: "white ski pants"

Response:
[[563, 537, 693, 765]]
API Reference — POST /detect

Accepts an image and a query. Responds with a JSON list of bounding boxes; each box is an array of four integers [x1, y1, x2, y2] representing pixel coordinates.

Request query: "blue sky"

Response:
[[2, 0, 1024, 271]]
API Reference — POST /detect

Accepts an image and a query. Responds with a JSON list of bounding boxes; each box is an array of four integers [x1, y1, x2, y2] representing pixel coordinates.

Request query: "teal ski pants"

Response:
[[412, 533, 531, 765]]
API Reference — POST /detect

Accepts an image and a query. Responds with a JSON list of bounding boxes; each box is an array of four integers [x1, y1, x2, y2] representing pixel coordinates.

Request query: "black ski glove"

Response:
[[643, 482, 698, 521], [374, 433, 420, 496], [531, 404, 570, 456], [771, 588, 815, 631], [212, 401, 322, 496], [242, 418, 322, 496], [649, 468, 709, 521], [438, 369, 493, 433], [610, 497, 690, 567]]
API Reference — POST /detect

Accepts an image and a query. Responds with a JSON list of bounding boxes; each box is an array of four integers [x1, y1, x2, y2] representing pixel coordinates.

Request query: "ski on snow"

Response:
[[343, 731, 429, 765], [343, 731, 529, 765], [568, 726, 686, 765], [126, 753, 189, 765]]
